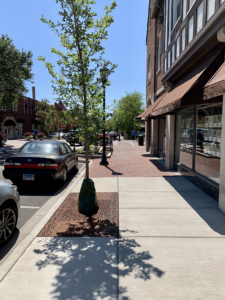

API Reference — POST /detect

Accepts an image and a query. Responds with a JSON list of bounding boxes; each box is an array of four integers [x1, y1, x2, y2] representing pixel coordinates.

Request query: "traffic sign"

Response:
[[61, 124, 66, 129]]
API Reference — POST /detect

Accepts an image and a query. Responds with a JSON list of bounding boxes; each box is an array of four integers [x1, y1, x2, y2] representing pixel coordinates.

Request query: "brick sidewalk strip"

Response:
[[88, 140, 177, 177]]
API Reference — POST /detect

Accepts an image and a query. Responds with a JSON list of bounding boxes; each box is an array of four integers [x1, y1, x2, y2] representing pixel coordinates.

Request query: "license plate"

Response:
[[23, 174, 35, 181]]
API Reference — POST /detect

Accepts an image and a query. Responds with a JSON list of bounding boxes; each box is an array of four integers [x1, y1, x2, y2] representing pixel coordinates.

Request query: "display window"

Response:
[[195, 103, 222, 183], [175, 108, 194, 169]]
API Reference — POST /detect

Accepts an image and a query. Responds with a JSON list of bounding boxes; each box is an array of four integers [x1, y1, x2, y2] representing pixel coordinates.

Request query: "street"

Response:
[[0, 139, 85, 263]]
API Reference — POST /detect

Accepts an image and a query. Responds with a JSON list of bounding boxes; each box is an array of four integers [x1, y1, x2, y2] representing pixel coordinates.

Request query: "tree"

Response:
[[35, 99, 60, 133], [110, 91, 145, 135], [0, 34, 33, 107], [44, 111, 53, 136], [38, 0, 117, 179]]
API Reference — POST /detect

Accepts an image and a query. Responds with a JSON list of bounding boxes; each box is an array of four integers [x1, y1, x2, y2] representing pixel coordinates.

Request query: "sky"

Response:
[[0, 0, 149, 110]]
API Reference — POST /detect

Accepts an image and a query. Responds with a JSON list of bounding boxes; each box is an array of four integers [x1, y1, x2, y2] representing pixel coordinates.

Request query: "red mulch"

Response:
[[38, 193, 118, 238]]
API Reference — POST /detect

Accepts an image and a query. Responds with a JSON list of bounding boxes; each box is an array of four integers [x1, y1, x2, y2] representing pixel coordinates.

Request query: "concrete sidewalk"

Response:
[[1, 176, 225, 299]]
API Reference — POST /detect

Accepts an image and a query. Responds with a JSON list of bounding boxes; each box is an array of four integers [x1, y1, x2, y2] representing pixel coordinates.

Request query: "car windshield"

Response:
[[18, 143, 59, 155]]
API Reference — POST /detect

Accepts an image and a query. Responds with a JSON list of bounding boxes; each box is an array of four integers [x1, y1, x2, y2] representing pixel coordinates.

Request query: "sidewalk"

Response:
[[1, 142, 225, 299]]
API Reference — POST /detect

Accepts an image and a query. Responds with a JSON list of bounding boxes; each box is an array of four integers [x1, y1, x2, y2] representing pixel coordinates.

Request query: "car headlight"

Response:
[[11, 185, 18, 191]]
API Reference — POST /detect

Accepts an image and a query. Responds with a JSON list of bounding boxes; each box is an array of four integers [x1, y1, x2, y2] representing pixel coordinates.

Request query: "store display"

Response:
[[207, 143, 212, 155], [205, 116, 209, 128], [217, 115, 222, 127], [213, 115, 217, 127], [216, 129, 221, 142], [216, 143, 221, 157], [211, 143, 216, 156], [208, 129, 213, 141], [208, 116, 213, 128], [212, 129, 217, 142]]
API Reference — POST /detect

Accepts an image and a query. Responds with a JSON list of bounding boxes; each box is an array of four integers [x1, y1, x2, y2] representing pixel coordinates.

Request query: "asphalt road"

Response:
[[0, 163, 84, 230]]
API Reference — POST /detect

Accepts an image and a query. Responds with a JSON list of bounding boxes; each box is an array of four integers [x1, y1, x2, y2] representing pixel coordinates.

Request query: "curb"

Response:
[[0, 160, 91, 282]]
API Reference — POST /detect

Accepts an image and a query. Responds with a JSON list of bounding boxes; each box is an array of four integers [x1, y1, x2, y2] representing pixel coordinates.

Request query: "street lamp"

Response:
[[100, 67, 109, 165]]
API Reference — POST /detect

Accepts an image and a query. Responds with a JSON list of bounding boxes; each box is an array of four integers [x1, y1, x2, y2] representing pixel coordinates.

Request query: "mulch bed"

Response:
[[38, 192, 118, 238]]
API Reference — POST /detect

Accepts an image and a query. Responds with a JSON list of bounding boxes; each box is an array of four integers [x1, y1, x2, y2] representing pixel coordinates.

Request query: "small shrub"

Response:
[[37, 133, 45, 138]]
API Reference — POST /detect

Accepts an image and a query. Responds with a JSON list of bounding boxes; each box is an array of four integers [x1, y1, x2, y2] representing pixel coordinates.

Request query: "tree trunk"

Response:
[[85, 129, 89, 179]]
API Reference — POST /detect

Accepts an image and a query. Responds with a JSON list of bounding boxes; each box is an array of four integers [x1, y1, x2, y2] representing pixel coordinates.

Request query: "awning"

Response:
[[151, 50, 223, 117], [4, 120, 16, 126], [135, 108, 152, 122], [32, 120, 41, 124], [204, 62, 225, 100], [17, 119, 26, 123]]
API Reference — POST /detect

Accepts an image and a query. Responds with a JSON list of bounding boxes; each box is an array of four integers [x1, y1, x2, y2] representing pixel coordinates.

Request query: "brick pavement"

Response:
[[87, 140, 177, 177]]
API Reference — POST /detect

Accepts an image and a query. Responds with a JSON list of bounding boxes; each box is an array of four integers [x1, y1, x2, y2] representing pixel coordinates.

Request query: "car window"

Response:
[[19, 143, 59, 155], [60, 143, 68, 155], [64, 143, 72, 153]]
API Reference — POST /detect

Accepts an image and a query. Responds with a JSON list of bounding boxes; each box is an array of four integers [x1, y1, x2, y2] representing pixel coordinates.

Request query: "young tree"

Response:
[[38, 0, 117, 179], [0, 35, 33, 107], [35, 99, 60, 132], [111, 91, 145, 135], [44, 111, 53, 136]]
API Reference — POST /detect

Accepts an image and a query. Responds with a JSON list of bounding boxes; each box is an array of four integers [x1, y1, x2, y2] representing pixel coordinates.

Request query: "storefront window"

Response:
[[195, 104, 222, 183], [175, 107, 194, 169], [158, 116, 166, 158]]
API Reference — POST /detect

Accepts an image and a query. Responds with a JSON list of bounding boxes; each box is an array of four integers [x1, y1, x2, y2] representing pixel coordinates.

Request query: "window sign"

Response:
[[197, 2, 203, 33]]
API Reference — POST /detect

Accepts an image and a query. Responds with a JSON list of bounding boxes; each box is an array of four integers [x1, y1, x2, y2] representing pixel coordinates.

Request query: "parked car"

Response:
[[3, 141, 78, 185], [0, 180, 20, 244], [49, 132, 65, 139], [66, 130, 85, 146]]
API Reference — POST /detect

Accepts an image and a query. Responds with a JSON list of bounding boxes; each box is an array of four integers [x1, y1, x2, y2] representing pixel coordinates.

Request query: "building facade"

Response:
[[141, 0, 225, 213]]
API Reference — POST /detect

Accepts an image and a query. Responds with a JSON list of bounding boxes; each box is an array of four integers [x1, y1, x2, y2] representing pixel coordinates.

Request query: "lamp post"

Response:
[[100, 67, 109, 165]]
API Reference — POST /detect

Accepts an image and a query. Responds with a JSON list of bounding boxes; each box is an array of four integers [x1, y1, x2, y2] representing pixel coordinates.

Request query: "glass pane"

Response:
[[207, 0, 215, 20], [168, 51, 171, 68], [221, 0, 225, 3], [188, 16, 194, 43], [19, 143, 59, 155], [164, 57, 167, 73], [158, 117, 166, 158], [176, 36, 180, 58], [175, 108, 194, 169], [182, 27, 186, 51], [183, 0, 187, 19], [189, 0, 195, 8], [172, 45, 175, 63], [195, 105, 222, 183], [197, 2, 203, 33]]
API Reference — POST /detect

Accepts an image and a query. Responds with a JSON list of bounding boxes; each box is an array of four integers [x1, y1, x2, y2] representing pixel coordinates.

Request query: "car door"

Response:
[[64, 143, 76, 169], [60, 143, 70, 170]]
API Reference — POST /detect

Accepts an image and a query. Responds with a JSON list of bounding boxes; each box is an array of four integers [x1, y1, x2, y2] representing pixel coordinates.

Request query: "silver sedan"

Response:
[[0, 180, 20, 244]]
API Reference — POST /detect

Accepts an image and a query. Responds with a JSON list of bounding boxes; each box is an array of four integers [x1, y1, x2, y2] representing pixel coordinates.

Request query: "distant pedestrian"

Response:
[[34, 129, 38, 140], [0, 133, 3, 147], [124, 132, 127, 139], [132, 129, 136, 141], [118, 131, 121, 141]]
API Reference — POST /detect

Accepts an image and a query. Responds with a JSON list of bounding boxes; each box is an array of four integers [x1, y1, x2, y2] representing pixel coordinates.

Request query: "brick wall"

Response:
[[146, 0, 165, 106]]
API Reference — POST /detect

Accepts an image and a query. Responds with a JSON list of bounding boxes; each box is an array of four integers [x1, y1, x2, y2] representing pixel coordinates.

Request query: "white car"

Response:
[[0, 180, 20, 244]]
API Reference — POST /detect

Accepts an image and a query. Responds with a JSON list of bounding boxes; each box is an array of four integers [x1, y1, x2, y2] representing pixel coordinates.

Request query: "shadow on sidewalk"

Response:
[[105, 166, 123, 176], [163, 177, 225, 236], [34, 231, 164, 299]]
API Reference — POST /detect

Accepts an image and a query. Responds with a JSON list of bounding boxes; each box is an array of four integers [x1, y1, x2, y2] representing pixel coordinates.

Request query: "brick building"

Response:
[[0, 87, 67, 139], [138, 0, 225, 211]]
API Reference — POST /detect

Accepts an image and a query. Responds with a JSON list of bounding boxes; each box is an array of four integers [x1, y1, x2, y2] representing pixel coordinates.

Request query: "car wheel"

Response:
[[0, 204, 17, 244], [61, 167, 67, 183]]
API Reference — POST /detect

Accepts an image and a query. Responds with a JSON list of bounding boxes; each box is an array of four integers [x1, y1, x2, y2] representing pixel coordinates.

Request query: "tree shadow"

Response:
[[33, 230, 164, 299]]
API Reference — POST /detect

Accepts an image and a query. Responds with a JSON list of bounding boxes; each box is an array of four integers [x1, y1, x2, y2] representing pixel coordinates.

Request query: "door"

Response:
[[18, 123, 23, 137], [60, 143, 70, 170], [64, 143, 76, 169]]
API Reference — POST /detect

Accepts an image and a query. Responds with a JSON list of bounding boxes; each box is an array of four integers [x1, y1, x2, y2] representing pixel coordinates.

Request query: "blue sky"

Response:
[[0, 0, 149, 109]]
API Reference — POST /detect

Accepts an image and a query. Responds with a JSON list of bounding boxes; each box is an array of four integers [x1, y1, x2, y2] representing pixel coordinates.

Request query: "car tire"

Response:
[[61, 167, 67, 183], [0, 203, 17, 244]]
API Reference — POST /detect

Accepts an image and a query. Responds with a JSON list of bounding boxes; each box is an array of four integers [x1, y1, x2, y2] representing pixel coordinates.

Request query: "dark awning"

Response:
[[17, 119, 26, 124], [4, 120, 16, 126], [32, 120, 41, 124], [204, 62, 225, 100], [151, 50, 224, 117]]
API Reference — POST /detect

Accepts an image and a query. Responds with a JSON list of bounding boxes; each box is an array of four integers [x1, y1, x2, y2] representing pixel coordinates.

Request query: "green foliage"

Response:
[[35, 99, 60, 132], [44, 111, 53, 135], [0, 34, 33, 107], [38, 0, 117, 178], [110, 91, 145, 134]]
